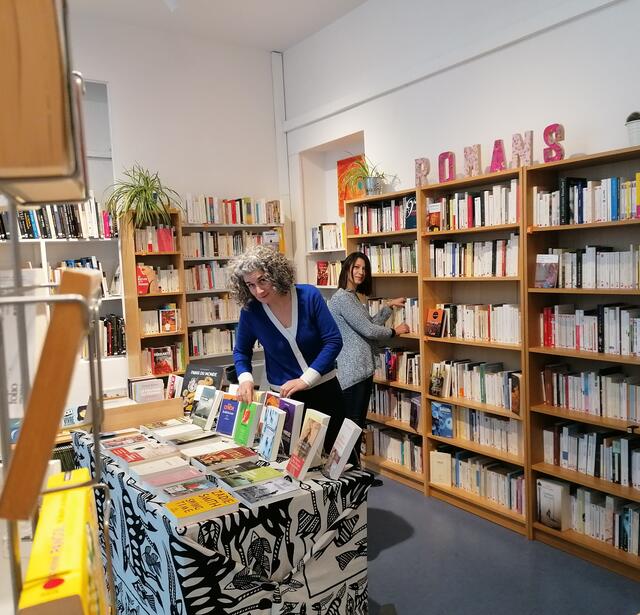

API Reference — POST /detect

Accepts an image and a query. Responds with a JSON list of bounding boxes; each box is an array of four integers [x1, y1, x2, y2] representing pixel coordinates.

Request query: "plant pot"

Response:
[[626, 119, 640, 146], [364, 176, 383, 195]]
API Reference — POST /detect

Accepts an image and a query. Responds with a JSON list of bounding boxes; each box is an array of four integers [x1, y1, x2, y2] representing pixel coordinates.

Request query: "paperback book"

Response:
[[163, 489, 239, 527], [285, 409, 330, 481], [190, 446, 258, 473], [156, 477, 218, 502], [140, 417, 191, 434], [166, 374, 184, 399], [258, 405, 287, 461], [279, 397, 305, 455], [431, 402, 453, 437], [179, 438, 237, 460], [143, 465, 203, 489], [217, 395, 241, 437], [233, 401, 262, 446], [107, 441, 178, 468], [214, 462, 283, 489], [191, 386, 223, 431], [534, 254, 560, 288], [130, 456, 189, 481], [323, 418, 361, 480], [537, 477, 571, 530], [425, 308, 445, 337], [181, 363, 225, 415], [233, 477, 299, 508]]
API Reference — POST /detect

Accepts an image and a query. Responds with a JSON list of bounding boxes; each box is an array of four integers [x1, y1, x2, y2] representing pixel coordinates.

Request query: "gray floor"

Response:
[[367, 478, 640, 615]]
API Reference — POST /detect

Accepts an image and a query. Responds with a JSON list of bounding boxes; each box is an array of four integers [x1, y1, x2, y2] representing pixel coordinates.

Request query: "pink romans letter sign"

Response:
[[489, 140, 506, 173], [511, 131, 533, 167], [463, 144, 481, 177], [438, 151, 456, 183], [543, 123, 565, 162], [415, 158, 430, 186]]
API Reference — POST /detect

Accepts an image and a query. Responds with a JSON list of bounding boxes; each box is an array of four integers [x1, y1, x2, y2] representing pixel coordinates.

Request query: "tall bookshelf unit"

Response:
[[419, 169, 527, 534], [525, 146, 640, 580], [344, 187, 423, 491], [121, 209, 187, 377]]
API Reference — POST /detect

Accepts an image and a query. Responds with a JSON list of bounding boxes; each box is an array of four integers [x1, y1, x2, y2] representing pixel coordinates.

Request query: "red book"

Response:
[[316, 261, 329, 286], [102, 211, 111, 238]]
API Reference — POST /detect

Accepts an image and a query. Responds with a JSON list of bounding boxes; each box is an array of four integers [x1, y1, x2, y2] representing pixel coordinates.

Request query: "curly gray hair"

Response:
[[228, 244, 295, 308]]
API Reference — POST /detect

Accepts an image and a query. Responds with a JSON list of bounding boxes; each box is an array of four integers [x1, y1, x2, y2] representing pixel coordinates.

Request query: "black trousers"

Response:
[[292, 377, 345, 453], [342, 375, 374, 460]]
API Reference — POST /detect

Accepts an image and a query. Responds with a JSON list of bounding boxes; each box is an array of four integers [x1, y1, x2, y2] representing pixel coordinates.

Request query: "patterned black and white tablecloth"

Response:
[[73, 433, 373, 615]]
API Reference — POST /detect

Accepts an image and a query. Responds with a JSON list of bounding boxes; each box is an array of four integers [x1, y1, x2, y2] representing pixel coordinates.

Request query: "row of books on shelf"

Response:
[[368, 297, 420, 335], [357, 241, 417, 274], [429, 234, 519, 278], [534, 246, 640, 290], [429, 360, 522, 414], [431, 401, 522, 457], [430, 447, 525, 514], [536, 477, 640, 555], [310, 223, 344, 250], [189, 327, 236, 358], [187, 295, 239, 324], [374, 349, 420, 386], [532, 175, 640, 227], [183, 229, 281, 259], [48, 256, 116, 299], [542, 421, 640, 487], [185, 262, 231, 291], [136, 263, 179, 295], [1, 194, 118, 240], [184, 194, 282, 226], [425, 180, 519, 232], [426, 303, 521, 345], [364, 425, 423, 473], [351, 195, 417, 235], [79, 314, 126, 359], [142, 342, 186, 376], [315, 261, 341, 286], [540, 363, 640, 421], [140, 305, 181, 335], [368, 385, 421, 430], [134, 225, 177, 253], [540, 303, 640, 356]]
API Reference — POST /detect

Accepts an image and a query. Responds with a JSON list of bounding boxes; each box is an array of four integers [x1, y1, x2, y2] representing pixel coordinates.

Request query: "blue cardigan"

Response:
[[233, 284, 343, 388]]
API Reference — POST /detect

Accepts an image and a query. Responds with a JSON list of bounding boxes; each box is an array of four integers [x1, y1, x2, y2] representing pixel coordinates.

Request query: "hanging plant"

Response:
[[105, 164, 181, 228]]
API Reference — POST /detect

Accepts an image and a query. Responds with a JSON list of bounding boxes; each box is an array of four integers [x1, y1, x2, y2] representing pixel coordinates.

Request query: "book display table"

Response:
[[73, 433, 372, 615]]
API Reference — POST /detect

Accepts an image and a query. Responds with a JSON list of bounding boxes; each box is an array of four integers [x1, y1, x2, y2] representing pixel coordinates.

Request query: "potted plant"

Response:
[[626, 112, 640, 147], [105, 164, 181, 228], [340, 155, 387, 196]]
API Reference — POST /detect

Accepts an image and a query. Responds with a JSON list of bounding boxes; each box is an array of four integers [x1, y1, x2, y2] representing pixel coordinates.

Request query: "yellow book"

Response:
[[163, 488, 239, 527], [18, 468, 107, 615]]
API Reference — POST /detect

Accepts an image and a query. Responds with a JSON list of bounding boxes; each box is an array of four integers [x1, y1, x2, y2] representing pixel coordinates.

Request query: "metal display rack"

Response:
[[0, 1, 116, 611]]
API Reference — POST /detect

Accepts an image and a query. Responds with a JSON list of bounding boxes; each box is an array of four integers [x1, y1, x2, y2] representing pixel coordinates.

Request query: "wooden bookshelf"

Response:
[[524, 144, 640, 578], [344, 188, 424, 488], [121, 210, 188, 378], [420, 167, 527, 535]]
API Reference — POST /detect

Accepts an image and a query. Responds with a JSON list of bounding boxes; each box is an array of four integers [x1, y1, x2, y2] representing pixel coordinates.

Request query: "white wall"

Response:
[[282, 0, 640, 230], [69, 13, 280, 200]]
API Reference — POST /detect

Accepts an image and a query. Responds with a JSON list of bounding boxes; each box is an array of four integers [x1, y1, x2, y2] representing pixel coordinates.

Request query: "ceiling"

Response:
[[68, 0, 367, 51]]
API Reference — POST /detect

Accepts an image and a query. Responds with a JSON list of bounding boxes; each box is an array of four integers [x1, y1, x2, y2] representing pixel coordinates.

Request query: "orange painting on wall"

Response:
[[337, 154, 365, 217]]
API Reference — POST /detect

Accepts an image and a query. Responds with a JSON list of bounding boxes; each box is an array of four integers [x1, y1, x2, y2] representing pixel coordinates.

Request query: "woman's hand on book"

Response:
[[280, 378, 308, 399], [237, 381, 254, 404], [394, 323, 410, 335], [386, 297, 406, 308]]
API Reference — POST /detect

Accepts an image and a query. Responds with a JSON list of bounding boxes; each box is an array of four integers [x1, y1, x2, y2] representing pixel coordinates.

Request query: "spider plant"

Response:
[[340, 155, 387, 195], [105, 164, 181, 228]]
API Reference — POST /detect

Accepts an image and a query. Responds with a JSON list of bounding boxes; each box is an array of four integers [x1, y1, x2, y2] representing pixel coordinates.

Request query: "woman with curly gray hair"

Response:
[[229, 244, 345, 451]]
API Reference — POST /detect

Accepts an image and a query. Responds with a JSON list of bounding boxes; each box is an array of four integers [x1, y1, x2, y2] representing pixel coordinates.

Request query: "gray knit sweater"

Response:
[[327, 288, 394, 390]]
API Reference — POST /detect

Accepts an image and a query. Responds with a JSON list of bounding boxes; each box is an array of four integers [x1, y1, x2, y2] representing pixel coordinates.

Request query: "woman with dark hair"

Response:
[[229, 244, 345, 451], [328, 252, 409, 461]]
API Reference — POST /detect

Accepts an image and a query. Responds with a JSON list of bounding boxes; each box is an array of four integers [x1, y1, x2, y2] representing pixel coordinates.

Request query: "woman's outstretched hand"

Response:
[[280, 378, 309, 399]]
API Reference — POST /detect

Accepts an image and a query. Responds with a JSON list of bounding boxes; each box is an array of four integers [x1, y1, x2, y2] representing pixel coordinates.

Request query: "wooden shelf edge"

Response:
[[425, 336, 521, 351], [533, 523, 640, 579], [373, 378, 421, 393], [531, 462, 640, 503], [423, 276, 520, 282], [362, 455, 424, 483], [529, 346, 640, 366], [528, 287, 640, 295], [366, 412, 421, 435], [424, 393, 522, 421], [422, 223, 520, 237], [428, 482, 526, 528], [427, 434, 524, 466], [347, 229, 417, 239], [530, 404, 639, 431], [528, 218, 640, 233]]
